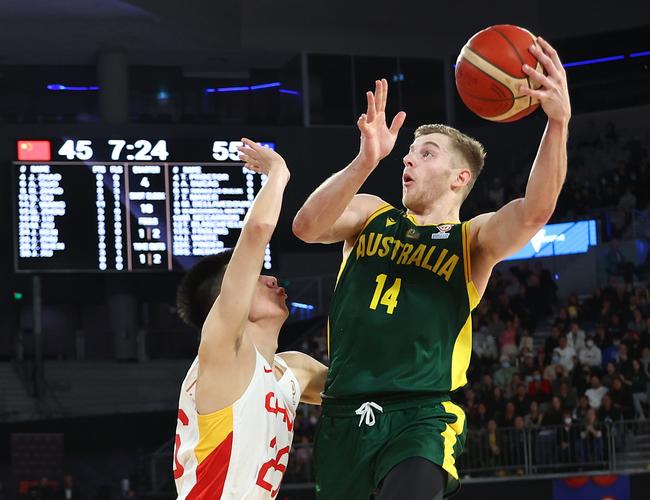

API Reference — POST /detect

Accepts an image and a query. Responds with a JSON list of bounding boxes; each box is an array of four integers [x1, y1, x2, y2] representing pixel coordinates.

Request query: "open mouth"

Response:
[[403, 172, 414, 186]]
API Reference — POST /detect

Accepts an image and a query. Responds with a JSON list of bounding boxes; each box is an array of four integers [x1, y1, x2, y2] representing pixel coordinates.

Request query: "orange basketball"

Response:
[[455, 25, 543, 122]]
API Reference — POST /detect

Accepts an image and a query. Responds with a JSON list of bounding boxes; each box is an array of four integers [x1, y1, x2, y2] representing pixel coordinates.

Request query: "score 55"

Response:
[[212, 140, 242, 161], [212, 140, 275, 161]]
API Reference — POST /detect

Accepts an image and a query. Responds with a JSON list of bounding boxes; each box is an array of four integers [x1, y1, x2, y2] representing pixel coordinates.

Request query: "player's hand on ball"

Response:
[[357, 78, 406, 167], [238, 138, 290, 179], [520, 37, 571, 124]]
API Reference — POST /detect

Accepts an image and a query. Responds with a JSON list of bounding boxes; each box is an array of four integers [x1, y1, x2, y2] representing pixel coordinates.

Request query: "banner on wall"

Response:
[[553, 474, 629, 500], [504, 219, 597, 261]]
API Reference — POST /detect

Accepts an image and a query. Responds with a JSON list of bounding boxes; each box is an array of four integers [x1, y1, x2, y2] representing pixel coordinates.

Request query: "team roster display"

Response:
[[13, 138, 274, 272]]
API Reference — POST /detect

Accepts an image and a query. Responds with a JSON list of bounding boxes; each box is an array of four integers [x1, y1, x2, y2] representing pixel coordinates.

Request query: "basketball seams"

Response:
[[460, 46, 526, 97], [455, 24, 541, 122], [494, 27, 539, 109], [457, 53, 512, 104], [457, 48, 535, 120]]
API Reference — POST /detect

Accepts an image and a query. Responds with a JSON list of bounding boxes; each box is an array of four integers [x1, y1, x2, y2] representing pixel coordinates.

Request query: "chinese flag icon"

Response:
[[17, 140, 51, 161]]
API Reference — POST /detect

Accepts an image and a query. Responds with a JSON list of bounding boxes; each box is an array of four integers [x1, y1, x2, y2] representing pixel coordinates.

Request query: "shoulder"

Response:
[[353, 194, 393, 223], [355, 193, 389, 210], [467, 212, 494, 248]]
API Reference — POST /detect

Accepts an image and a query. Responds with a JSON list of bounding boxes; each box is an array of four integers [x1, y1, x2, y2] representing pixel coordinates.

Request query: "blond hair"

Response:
[[414, 124, 486, 196]]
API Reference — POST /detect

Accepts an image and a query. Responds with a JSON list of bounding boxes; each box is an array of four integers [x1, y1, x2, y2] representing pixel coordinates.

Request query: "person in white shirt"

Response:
[[553, 336, 577, 373], [518, 330, 534, 355], [579, 338, 602, 368], [566, 321, 586, 352], [472, 325, 498, 361], [585, 375, 609, 409]]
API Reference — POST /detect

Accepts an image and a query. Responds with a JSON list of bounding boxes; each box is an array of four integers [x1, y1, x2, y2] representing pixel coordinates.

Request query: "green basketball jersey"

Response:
[[325, 203, 479, 399]]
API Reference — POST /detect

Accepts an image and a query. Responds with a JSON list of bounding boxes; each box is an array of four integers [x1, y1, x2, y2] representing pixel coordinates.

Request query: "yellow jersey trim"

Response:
[[405, 213, 460, 227], [461, 221, 470, 283], [468, 281, 480, 311], [461, 221, 479, 310], [326, 319, 331, 357], [441, 401, 466, 480], [195, 405, 233, 464], [450, 313, 472, 391], [451, 221, 477, 390]]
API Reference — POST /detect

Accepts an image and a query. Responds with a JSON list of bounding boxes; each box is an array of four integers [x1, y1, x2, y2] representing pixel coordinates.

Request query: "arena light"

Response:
[[212, 86, 250, 93], [453, 54, 629, 69], [47, 84, 100, 91], [290, 301, 315, 310], [250, 82, 281, 90], [629, 51, 650, 58], [279, 89, 300, 95], [205, 82, 284, 93], [562, 55, 625, 68]]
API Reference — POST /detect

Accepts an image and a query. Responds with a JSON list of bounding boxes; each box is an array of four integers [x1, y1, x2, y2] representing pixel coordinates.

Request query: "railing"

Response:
[[149, 419, 650, 493], [459, 423, 612, 478]]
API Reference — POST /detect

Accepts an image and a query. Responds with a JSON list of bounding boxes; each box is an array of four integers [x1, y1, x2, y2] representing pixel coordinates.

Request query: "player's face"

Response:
[[401, 133, 457, 211], [249, 275, 289, 321]]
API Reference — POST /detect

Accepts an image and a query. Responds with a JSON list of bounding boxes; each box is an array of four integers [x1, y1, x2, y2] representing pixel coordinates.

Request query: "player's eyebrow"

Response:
[[409, 141, 443, 152]]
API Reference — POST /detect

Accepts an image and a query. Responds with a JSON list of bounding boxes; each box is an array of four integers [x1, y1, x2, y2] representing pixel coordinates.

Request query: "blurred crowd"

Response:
[[466, 120, 649, 241]]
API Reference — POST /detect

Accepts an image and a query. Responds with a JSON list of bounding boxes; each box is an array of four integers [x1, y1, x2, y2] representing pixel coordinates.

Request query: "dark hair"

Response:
[[176, 250, 233, 330]]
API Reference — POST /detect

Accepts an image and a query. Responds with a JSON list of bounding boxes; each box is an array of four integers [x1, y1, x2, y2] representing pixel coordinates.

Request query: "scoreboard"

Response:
[[13, 138, 274, 272]]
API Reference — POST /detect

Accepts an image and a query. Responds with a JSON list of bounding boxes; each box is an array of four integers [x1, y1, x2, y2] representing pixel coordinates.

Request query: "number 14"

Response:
[[369, 274, 401, 314]]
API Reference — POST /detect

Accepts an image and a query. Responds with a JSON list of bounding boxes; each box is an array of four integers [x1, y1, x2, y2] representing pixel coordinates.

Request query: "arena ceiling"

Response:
[[0, 0, 646, 71]]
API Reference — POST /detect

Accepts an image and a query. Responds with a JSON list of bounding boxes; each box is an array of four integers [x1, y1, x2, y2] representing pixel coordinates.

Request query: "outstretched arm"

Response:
[[471, 37, 571, 291], [292, 79, 406, 245], [200, 140, 290, 358]]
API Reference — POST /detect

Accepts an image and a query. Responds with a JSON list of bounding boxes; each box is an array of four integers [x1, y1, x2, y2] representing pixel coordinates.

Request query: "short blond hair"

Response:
[[415, 124, 486, 195]]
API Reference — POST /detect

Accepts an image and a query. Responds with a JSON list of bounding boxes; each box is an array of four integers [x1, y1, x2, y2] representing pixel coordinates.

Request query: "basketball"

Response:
[[455, 24, 544, 122]]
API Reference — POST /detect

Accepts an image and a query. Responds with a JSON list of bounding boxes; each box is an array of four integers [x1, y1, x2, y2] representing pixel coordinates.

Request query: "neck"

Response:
[[247, 318, 282, 366], [406, 194, 462, 225]]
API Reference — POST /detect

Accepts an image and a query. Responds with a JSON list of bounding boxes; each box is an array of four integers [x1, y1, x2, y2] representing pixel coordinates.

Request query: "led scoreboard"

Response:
[[13, 138, 275, 272]]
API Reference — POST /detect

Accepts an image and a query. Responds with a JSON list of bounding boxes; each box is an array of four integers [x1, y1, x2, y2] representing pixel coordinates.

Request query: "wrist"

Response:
[[548, 116, 570, 131], [269, 164, 290, 182], [354, 153, 380, 172]]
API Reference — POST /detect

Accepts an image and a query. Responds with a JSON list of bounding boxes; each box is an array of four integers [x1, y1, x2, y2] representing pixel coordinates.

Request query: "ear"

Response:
[[453, 167, 472, 189]]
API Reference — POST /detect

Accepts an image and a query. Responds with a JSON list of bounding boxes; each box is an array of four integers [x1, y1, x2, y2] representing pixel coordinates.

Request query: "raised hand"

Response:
[[357, 78, 407, 166], [520, 37, 571, 124], [238, 138, 290, 179]]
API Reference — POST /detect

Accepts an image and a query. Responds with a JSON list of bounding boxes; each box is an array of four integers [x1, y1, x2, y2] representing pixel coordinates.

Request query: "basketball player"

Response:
[[293, 37, 570, 499], [173, 139, 327, 499]]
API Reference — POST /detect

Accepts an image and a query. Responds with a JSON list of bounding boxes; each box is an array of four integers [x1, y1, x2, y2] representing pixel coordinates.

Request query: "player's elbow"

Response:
[[292, 214, 320, 243], [243, 219, 275, 242], [522, 202, 555, 228], [525, 210, 554, 228]]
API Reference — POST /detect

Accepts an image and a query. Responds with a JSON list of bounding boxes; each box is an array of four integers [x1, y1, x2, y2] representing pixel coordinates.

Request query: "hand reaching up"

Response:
[[357, 79, 407, 167]]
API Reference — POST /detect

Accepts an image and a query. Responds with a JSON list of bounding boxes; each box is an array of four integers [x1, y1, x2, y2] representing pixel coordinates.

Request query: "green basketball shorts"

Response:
[[314, 394, 467, 499]]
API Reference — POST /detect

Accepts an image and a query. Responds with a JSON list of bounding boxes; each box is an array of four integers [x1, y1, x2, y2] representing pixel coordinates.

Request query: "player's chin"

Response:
[[402, 193, 413, 210], [279, 303, 290, 320]]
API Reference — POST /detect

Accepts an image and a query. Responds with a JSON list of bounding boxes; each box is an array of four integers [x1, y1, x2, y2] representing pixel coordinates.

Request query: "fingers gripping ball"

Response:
[[455, 25, 543, 122]]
